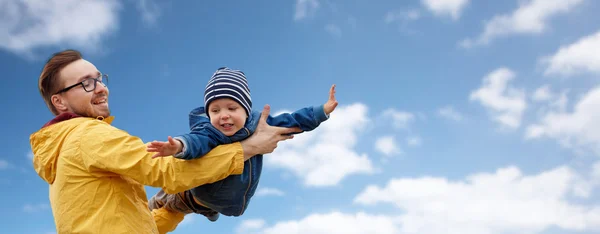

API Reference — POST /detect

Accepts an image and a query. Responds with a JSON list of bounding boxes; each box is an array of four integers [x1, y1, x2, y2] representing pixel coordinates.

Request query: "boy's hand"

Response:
[[324, 84, 338, 115], [147, 136, 183, 158]]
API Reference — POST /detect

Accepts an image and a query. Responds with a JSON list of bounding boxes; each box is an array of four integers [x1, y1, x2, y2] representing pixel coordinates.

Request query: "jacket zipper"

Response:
[[240, 158, 252, 216], [239, 127, 252, 216]]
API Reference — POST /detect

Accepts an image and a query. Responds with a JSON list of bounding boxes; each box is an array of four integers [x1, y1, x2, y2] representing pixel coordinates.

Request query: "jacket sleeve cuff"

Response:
[[313, 105, 330, 122], [232, 142, 245, 175], [172, 136, 187, 159]]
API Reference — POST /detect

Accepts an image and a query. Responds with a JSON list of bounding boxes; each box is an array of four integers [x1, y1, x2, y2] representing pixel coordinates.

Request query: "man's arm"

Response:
[[80, 123, 245, 194], [80, 104, 299, 194]]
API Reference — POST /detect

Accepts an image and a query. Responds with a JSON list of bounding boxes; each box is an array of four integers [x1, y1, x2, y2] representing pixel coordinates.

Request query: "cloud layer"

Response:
[[266, 104, 375, 187]]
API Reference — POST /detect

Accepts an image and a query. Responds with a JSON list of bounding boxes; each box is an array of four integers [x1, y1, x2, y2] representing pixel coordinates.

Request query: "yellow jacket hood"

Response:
[[29, 113, 113, 184]]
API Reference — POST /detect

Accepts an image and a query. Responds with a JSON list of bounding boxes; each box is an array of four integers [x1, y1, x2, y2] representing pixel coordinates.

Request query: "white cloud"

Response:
[[324, 24, 342, 37], [246, 212, 400, 234], [236, 219, 266, 234], [406, 136, 422, 147], [0, 0, 121, 56], [470, 67, 527, 129], [354, 164, 600, 234], [255, 187, 285, 197], [438, 105, 463, 121], [382, 109, 415, 129], [27, 151, 34, 160], [526, 86, 600, 155], [266, 103, 375, 187], [0, 160, 9, 170], [294, 0, 319, 21], [421, 0, 470, 20], [136, 0, 160, 27], [375, 136, 401, 156], [532, 85, 554, 102], [23, 203, 50, 213], [460, 0, 585, 48], [541, 30, 600, 77]]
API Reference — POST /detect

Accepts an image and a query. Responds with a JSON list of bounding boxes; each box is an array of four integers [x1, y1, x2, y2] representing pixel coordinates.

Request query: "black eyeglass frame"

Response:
[[54, 74, 108, 95]]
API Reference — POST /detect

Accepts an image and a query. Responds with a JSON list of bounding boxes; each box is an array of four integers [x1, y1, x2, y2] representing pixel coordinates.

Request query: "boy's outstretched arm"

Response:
[[147, 136, 183, 158], [173, 123, 231, 160], [147, 111, 231, 160], [267, 84, 338, 131]]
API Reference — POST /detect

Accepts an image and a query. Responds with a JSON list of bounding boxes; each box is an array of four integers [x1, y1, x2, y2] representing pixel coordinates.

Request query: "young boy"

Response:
[[147, 67, 338, 222]]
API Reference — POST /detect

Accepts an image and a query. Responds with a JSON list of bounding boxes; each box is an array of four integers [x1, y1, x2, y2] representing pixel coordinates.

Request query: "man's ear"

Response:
[[51, 94, 69, 113]]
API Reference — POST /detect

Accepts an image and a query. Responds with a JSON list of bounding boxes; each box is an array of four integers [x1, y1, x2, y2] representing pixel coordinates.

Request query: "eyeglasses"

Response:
[[55, 74, 108, 95]]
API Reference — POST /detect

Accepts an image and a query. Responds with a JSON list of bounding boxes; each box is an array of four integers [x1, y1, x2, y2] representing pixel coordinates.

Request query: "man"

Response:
[[29, 49, 299, 234]]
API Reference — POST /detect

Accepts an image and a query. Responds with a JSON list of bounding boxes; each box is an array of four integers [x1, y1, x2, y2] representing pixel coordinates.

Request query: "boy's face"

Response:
[[208, 98, 248, 136]]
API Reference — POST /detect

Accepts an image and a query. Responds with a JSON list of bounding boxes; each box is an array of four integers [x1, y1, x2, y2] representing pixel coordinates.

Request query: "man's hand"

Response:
[[147, 136, 183, 158], [240, 104, 301, 160], [324, 84, 338, 115]]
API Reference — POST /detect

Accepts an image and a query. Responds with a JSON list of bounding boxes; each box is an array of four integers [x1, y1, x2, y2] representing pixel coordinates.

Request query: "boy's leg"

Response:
[[149, 189, 220, 222], [184, 190, 220, 222], [148, 189, 195, 214]]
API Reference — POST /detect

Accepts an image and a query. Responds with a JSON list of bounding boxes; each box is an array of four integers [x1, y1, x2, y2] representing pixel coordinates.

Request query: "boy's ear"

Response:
[[51, 94, 69, 113]]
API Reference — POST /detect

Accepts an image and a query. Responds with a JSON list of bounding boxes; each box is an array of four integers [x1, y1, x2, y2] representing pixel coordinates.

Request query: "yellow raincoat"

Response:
[[30, 114, 245, 233]]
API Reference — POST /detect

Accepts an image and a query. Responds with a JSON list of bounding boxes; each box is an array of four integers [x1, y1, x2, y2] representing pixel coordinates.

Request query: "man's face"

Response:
[[53, 59, 110, 118]]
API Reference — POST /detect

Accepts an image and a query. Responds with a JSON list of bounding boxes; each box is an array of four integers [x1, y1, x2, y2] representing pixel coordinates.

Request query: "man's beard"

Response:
[[71, 105, 110, 118]]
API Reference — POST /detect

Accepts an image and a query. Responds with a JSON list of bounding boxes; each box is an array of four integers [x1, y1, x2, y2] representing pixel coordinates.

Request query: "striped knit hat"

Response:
[[204, 67, 252, 117]]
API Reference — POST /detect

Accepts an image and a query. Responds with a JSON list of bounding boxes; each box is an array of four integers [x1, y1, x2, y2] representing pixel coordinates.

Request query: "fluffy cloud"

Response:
[[532, 85, 554, 102], [236, 219, 266, 234], [245, 163, 600, 234], [354, 164, 600, 234], [541, 30, 600, 77], [420, 0, 470, 20], [266, 104, 375, 187], [470, 68, 527, 129], [0, 0, 121, 55], [461, 0, 585, 48], [438, 105, 464, 121], [294, 0, 319, 21], [255, 187, 285, 197], [526, 86, 600, 155], [375, 136, 401, 156], [0, 0, 162, 56], [242, 212, 400, 234], [382, 108, 415, 129]]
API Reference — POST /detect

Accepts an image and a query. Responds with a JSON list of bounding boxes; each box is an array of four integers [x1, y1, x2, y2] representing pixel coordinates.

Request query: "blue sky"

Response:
[[1, 0, 600, 233]]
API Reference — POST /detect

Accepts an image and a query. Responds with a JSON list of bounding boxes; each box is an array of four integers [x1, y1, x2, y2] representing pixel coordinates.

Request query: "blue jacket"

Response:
[[174, 105, 329, 216]]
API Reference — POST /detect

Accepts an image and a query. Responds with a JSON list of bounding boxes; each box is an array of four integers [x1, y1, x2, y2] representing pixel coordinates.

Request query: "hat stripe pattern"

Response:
[[204, 67, 252, 116]]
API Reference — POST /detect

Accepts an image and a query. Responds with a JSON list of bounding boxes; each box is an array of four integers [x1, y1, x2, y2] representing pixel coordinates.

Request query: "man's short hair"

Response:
[[39, 49, 83, 115]]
